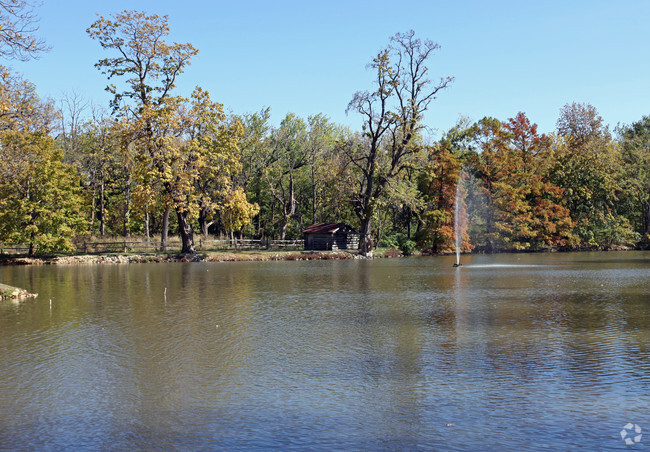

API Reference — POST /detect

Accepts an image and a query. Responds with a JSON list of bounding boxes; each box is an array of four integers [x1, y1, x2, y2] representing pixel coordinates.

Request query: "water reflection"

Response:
[[0, 251, 649, 450]]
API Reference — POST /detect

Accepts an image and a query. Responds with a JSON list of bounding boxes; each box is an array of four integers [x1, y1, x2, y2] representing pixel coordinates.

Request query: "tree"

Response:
[[556, 102, 603, 147], [88, 10, 203, 253], [416, 121, 474, 253], [0, 131, 86, 256], [221, 187, 259, 243], [617, 116, 650, 244], [186, 88, 245, 238], [88, 10, 197, 114], [305, 114, 338, 225], [503, 112, 575, 248], [0, 45, 85, 256], [469, 117, 530, 251], [464, 114, 576, 252], [346, 30, 452, 255], [0, 67, 56, 132], [132, 89, 243, 252], [0, 0, 48, 61], [297, 127, 358, 231], [236, 108, 274, 237], [552, 103, 633, 247], [264, 113, 309, 239]]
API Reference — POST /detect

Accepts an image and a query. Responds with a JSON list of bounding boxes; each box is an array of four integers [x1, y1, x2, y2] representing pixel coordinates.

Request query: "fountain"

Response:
[[453, 171, 465, 267]]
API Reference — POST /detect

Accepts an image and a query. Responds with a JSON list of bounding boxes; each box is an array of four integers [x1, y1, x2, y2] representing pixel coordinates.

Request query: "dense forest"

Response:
[[0, 8, 648, 257]]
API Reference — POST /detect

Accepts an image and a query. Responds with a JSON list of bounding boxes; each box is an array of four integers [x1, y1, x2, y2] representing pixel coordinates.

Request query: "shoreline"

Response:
[[0, 246, 644, 267], [0, 250, 368, 266]]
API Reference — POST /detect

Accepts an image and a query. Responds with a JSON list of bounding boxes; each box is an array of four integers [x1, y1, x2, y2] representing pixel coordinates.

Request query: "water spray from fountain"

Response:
[[453, 170, 465, 267]]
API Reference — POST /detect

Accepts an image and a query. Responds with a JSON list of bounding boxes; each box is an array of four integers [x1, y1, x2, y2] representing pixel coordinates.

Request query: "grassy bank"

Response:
[[0, 248, 402, 266]]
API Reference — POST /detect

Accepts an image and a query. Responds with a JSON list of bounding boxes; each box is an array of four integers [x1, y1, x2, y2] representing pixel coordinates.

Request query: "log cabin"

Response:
[[303, 222, 359, 251]]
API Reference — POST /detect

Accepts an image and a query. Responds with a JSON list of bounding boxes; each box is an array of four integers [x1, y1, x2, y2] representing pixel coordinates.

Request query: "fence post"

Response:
[[124, 241, 127, 253]]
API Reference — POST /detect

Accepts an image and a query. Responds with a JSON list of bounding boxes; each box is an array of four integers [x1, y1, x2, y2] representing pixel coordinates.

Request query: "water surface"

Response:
[[1, 252, 649, 450]]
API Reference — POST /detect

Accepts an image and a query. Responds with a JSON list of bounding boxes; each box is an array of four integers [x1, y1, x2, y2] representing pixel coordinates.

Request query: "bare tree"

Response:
[[346, 30, 453, 255], [0, 0, 48, 61]]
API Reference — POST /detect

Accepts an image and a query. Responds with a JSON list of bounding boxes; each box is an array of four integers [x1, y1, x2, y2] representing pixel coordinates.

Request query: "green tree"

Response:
[[552, 103, 634, 247], [265, 113, 309, 239], [617, 116, 650, 245], [0, 131, 86, 256], [236, 108, 275, 237], [0, 69, 85, 256], [304, 114, 340, 225], [311, 128, 357, 228], [0, 67, 57, 133]]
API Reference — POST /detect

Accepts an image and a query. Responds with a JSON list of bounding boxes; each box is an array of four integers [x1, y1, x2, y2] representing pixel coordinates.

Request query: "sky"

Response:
[[8, 0, 650, 137]]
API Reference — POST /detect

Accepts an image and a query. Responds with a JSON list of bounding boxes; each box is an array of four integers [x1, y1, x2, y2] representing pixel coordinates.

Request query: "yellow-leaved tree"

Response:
[[88, 11, 251, 253], [221, 188, 260, 244]]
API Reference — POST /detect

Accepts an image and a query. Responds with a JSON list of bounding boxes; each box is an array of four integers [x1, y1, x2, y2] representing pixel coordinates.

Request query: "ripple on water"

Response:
[[0, 252, 648, 450]]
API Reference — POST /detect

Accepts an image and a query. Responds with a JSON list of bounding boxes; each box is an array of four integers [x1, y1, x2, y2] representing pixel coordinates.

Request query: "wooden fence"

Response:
[[0, 239, 304, 255]]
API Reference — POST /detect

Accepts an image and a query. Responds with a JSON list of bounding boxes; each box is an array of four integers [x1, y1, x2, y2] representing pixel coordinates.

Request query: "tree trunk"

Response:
[[99, 176, 105, 237], [359, 217, 373, 256], [176, 209, 195, 254], [160, 207, 170, 251], [270, 200, 276, 237], [198, 207, 213, 238], [123, 176, 131, 237], [406, 207, 412, 239], [644, 198, 650, 239], [144, 202, 150, 243], [311, 165, 317, 225], [90, 172, 96, 231], [279, 220, 288, 241], [279, 170, 296, 240]]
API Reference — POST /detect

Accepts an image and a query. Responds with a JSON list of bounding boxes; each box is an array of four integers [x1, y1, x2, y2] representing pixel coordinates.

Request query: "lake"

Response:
[[1, 251, 649, 450]]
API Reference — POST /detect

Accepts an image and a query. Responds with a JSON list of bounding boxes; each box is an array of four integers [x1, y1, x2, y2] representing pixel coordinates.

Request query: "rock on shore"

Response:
[[0, 283, 38, 300]]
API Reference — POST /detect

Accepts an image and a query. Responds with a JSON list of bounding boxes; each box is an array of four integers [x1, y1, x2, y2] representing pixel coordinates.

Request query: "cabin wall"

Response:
[[304, 234, 333, 250], [304, 233, 359, 250], [333, 233, 359, 250]]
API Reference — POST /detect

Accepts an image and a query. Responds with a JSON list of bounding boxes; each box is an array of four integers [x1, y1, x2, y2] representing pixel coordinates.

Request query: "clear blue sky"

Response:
[[8, 0, 650, 136]]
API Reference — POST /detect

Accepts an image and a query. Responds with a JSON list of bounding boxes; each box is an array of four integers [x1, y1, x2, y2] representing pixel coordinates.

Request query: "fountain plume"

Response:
[[453, 170, 469, 267]]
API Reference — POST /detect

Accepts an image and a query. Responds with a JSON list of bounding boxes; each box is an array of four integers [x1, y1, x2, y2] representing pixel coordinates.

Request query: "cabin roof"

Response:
[[303, 222, 357, 234]]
